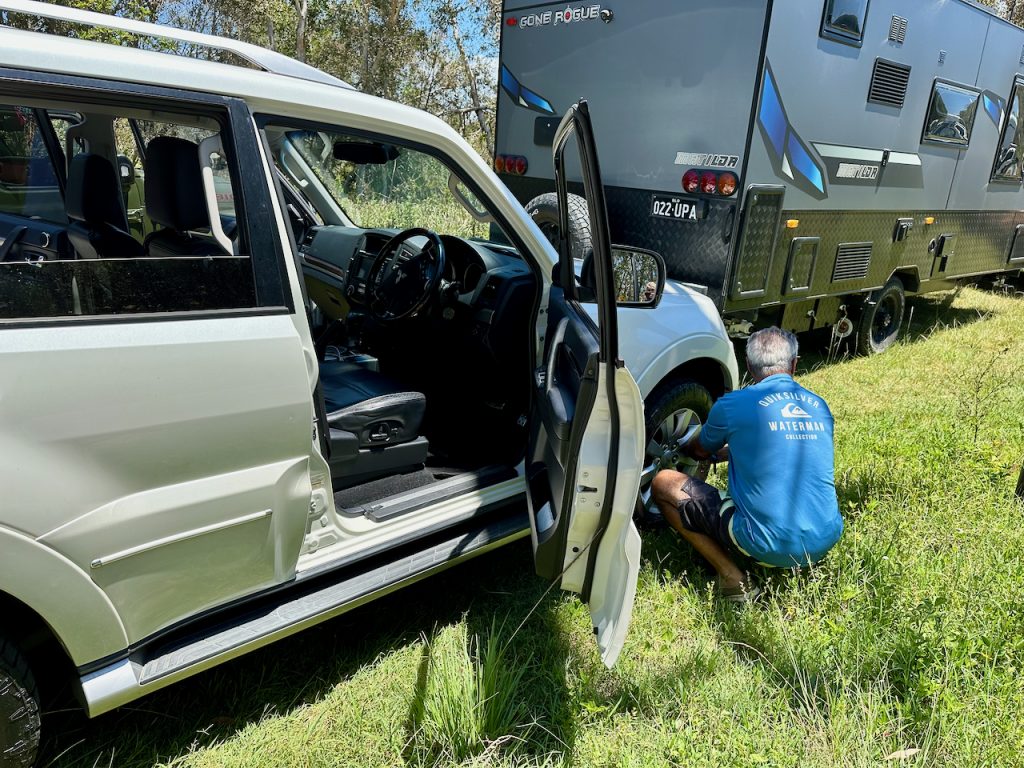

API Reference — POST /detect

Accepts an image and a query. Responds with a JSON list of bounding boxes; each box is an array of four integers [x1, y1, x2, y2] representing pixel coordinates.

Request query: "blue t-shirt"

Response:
[[698, 373, 842, 568]]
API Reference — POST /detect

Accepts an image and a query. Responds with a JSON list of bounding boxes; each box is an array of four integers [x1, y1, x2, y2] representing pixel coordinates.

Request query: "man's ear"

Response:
[[790, 357, 799, 375]]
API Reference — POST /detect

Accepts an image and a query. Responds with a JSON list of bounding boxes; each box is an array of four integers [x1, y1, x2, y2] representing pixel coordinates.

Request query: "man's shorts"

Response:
[[674, 477, 749, 562]]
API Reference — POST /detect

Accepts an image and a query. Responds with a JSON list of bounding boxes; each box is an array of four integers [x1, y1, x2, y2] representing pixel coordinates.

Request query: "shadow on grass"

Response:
[[41, 540, 580, 767], [730, 288, 1007, 377]]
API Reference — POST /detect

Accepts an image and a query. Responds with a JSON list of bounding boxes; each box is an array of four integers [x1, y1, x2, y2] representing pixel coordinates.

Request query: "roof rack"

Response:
[[0, 0, 353, 90]]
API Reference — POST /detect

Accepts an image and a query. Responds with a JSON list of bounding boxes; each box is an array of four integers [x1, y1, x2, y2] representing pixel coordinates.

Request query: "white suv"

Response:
[[0, 2, 737, 764]]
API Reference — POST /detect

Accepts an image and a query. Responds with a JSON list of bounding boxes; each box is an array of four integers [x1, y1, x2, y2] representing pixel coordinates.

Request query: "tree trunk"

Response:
[[451, 20, 493, 157], [292, 0, 308, 62]]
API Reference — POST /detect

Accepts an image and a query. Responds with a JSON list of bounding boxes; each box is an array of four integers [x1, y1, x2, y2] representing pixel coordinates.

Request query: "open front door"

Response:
[[526, 100, 644, 667]]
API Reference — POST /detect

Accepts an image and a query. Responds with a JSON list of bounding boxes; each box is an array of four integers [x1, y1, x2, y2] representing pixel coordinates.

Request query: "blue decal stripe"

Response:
[[788, 134, 825, 194], [759, 69, 788, 158], [499, 64, 556, 115]]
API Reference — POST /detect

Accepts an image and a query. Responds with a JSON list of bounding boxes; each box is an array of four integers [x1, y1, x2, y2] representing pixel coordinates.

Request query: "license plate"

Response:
[[650, 195, 705, 222]]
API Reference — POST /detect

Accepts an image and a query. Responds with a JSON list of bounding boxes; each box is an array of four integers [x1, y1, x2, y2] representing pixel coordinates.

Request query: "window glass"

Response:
[[923, 82, 979, 148], [993, 84, 1024, 181], [134, 120, 236, 220], [822, 0, 869, 43], [0, 106, 65, 224], [112, 117, 150, 243], [283, 129, 493, 240], [1, 103, 260, 321]]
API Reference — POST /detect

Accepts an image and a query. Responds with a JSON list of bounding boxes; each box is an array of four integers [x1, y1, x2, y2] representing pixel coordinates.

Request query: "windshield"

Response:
[[286, 130, 493, 239]]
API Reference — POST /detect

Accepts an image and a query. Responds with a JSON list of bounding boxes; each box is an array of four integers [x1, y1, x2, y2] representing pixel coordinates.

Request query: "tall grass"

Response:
[[408, 620, 530, 764]]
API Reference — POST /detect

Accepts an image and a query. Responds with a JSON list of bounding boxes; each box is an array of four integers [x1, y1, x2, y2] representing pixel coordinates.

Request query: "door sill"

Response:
[[79, 508, 530, 717]]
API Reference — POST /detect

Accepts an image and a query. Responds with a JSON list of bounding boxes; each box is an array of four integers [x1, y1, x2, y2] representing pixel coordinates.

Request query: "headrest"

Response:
[[144, 136, 210, 232], [66, 153, 128, 230]]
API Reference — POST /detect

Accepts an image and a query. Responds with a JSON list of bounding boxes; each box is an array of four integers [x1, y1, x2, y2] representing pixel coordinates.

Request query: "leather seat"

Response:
[[65, 153, 145, 259], [320, 360, 426, 448], [144, 136, 224, 258], [319, 360, 429, 489]]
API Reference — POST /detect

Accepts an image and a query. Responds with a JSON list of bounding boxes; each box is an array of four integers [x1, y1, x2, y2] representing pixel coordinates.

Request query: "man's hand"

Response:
[[683, 433, 729, 463]]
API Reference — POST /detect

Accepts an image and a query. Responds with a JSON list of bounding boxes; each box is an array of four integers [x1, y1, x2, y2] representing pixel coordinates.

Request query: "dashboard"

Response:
[[298, 225, 532, 324]]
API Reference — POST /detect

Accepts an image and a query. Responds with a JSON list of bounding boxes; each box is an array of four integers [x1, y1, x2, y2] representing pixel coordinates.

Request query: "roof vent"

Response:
[[868, 59, 911, 108], [888, 15, 908, 44], [832, 243, 873, 282]]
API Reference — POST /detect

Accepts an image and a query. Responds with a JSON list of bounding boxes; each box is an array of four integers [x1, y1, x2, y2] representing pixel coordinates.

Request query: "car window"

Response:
[[134, 119, 236, 219], [0, 97, 274, 321], [271, 127, 499, 242], [0, 105, 65, 224]]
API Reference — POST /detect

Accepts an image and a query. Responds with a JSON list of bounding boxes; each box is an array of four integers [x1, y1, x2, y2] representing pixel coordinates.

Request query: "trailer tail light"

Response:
[[682, 169, 700, 194], [494, 154, 528, 176], [717, 172, 738, 197], [700, 171, 718, 195]]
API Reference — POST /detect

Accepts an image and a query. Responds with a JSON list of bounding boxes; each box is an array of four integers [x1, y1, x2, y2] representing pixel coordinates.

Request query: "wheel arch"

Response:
[[888, 267, 918, 294], [641, 354, 732, 403], [0, 527, 128, 669]]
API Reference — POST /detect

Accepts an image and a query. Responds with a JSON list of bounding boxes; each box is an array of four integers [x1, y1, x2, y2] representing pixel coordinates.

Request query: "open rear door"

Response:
[[526, 100, 645, 667]]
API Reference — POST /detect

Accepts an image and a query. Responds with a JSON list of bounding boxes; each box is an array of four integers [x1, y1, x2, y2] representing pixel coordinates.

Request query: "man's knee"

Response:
[[651, 469, 689, 504]]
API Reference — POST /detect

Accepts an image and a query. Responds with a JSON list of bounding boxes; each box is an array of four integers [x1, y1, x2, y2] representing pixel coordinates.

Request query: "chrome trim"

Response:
[[89, 509, 272, 569]]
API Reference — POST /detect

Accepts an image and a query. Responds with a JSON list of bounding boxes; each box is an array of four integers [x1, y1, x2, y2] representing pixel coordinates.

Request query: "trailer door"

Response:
[[497, 0, 770, 195]]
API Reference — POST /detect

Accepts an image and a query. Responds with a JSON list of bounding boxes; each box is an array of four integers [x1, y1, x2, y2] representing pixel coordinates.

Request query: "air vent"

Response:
[[868, 59, 911, 108], [888, 15, 908, 43], [832, 242, 872, 282]]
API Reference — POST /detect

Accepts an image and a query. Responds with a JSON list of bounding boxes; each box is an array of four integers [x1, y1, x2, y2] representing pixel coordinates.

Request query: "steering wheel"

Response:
[[365, 228, 446, 322]]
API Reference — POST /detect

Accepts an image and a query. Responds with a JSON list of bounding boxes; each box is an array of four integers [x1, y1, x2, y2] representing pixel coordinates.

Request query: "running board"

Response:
[[78, 510, 529, 717]]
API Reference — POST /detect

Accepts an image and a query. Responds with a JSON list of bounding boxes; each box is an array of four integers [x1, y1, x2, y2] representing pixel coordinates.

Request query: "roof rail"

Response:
[[0, 0, 353, 90]]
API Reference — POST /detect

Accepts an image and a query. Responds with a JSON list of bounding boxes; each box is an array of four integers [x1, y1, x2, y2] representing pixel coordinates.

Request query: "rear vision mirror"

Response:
[[611, 245, 666, 307], [332, 140, 399, 165]]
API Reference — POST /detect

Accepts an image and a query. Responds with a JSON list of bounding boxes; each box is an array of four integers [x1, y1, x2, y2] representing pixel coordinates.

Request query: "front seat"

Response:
[[144, 136, 223, 258], [318, 360, 429, 489], [65, 153, 145, 259]]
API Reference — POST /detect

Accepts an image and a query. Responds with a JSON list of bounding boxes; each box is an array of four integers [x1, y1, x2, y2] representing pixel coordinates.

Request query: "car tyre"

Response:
[[636, 378, 715, 529], [525, 192, 592, 261], [0, 637, 40, 768], [856, 277, 905, 355]]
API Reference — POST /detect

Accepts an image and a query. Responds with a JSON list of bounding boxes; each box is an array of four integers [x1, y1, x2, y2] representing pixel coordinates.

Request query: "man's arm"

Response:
[[683, 433, 729, 462]]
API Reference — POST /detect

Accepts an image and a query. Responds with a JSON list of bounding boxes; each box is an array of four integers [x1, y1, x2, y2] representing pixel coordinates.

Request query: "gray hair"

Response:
[[746, 327, 798, 379]]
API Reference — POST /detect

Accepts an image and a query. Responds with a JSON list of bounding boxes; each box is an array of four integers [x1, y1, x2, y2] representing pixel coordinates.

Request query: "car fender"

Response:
[[0, 525, 128, 666], [585, 279, 740, 399]]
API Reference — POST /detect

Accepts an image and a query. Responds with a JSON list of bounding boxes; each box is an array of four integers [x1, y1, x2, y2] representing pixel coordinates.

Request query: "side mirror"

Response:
[[117, 155, 135, 187], [611, 245, 666, 307]]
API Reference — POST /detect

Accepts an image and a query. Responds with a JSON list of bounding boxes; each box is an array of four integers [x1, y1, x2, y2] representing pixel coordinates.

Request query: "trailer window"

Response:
[[922, 81, 979, 149], [993, 82, 1024, 182], [821, 0, 869, 46]]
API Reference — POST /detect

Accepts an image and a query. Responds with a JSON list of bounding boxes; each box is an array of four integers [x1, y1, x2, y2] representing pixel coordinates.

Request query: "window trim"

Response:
[[921, 78, 980, 150], [820, 0, 869, 48], [0, 67, 294, 323], [991, 76, 1024, 184]]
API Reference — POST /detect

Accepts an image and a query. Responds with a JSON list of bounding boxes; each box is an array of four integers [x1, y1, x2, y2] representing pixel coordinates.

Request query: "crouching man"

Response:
[[652, 327, 843, 601]]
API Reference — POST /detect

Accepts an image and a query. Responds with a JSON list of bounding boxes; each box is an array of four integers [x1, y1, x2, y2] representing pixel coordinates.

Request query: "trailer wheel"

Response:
[[856, 277, 905, 355], [0, 636, 40, 768], [634, 379, 714, 528], [525, 192, 592, 261]]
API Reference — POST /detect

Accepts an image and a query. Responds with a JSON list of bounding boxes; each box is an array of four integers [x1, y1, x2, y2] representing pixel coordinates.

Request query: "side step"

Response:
[[79, 509, 529, 717]]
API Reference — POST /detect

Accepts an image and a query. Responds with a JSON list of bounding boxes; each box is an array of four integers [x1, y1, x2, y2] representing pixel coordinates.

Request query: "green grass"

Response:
[[41, 285, 1024, 768]]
